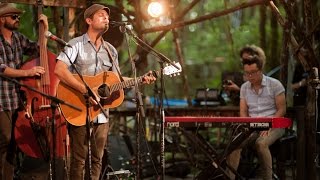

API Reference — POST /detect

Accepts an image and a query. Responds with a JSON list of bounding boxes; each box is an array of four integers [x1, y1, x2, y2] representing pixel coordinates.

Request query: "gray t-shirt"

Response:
[[240, 75, 285, 117]]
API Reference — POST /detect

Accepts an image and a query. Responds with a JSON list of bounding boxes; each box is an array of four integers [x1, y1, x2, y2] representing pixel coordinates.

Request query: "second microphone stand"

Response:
[[122, 25, 180, 180], [121, 26, 146, 180], [310, 67, 320, 169], [0, 74, 81, 180]]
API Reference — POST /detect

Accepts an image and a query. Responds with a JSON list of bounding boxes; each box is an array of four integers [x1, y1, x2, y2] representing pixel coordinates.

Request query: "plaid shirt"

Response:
[[0, 31, 39, 111]]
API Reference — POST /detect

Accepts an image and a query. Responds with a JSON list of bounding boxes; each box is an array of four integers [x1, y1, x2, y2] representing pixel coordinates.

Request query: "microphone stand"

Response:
[[310, 67, 320, 168], [50, 100, 58, 180], [0, 73, 81, 180], [123, 26, 180, 71], [61, 49, 110, 180], [159, 62, 165, 180], [122, 25, 179, 180], [0, 74, 81, 112], [120, 26, 145, 180]]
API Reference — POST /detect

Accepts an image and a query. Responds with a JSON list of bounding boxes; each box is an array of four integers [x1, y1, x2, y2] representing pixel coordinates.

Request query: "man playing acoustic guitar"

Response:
[[54, 4, 156, 180]]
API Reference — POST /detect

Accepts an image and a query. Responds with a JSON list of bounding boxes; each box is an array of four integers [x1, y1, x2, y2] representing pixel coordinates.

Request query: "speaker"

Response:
[[194, 88, 220, 106], [195, 88, 219, 101], [17, 156, 66, 180], [103, 134, 133, 171]]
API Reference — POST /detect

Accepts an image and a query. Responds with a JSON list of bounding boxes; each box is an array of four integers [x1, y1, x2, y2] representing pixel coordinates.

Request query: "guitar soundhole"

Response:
[[97, 84, 110, 99]]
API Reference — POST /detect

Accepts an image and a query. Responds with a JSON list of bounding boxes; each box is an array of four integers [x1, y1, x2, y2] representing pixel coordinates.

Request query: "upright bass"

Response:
[[14, 1, 67, 160]]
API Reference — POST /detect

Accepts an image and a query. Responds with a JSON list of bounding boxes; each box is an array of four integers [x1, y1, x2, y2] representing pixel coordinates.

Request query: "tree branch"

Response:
[[141, 0, 268, 34]]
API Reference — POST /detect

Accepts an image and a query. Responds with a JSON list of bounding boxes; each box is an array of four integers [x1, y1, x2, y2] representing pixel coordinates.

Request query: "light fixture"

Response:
[[147, 1, 164, 18]]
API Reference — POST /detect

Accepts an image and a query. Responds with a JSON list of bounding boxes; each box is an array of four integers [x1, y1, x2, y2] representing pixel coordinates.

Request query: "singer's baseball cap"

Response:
[[84, 4, 110, 20], [0, 3, 23, 17]]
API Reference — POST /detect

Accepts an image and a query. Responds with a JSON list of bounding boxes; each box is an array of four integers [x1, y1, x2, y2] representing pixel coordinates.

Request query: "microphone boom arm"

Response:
[[45, 31, 72, 48], [123, 26, 180, 70]]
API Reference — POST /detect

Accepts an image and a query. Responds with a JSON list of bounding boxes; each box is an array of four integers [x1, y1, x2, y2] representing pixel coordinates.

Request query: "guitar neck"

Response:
[[108, 62, 182, 92], [109, 71, 161, 92], [110, 76, 144, 92]]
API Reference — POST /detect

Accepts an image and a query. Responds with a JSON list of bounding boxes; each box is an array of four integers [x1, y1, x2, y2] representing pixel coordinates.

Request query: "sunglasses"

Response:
[[243, 70, 260, 77], [4, 14, 21, 21]]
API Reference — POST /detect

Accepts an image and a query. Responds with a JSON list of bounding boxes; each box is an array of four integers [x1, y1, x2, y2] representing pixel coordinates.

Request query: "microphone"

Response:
[[45, 31, 72, 48], [313, 67, 319, 80], [311, 67, 320, 88], [109, 21, 130, 27]]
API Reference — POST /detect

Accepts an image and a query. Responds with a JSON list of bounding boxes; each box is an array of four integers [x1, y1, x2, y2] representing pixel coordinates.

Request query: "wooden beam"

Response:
[[268, 1, 313, 71], [1, 0, 86, 8]]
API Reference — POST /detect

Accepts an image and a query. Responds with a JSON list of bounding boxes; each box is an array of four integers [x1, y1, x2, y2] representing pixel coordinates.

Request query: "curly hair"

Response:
[[239, 44, 266, 69], [242, 55, 264, 70]]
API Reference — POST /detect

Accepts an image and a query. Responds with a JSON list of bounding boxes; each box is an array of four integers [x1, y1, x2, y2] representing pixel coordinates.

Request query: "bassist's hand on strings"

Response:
[[27, 66, 45, 76]]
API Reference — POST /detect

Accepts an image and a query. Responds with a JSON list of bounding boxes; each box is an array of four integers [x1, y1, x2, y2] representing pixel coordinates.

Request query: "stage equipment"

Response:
[[147, 1, 164, 18], [310, 67, 320, 169], [100, 135, 133, 180], [118, 23, 181, 180], [194, 88, 220, 106], [165, 116, 292, 129], [45, 31, 71, 47], [165, 116, 292, 179]]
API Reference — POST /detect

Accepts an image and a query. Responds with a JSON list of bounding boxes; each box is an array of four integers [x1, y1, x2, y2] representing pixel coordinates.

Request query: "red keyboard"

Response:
[[165, 116, 292, 129]]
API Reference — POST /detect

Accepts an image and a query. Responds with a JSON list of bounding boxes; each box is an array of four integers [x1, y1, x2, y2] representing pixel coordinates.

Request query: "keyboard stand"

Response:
[[180, 126, 251, 180]]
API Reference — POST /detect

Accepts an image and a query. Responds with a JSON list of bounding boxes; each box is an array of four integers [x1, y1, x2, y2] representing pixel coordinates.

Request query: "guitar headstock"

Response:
[[163, 62, 182, 77]]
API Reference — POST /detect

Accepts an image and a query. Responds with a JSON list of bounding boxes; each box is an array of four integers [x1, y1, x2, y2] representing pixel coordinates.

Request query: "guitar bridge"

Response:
[[39, 105, 51, 109]]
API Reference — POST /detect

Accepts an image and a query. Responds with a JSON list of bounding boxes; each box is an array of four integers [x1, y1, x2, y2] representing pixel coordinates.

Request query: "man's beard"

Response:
[[4, 21, 19, 31], [103, 24, 109, 32], [98, 24, 109, 37]]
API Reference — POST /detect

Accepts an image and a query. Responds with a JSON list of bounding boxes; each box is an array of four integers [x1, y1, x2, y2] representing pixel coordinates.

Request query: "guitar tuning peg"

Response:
[[177, 73, 180, 76], [166, 63, 169, 67]]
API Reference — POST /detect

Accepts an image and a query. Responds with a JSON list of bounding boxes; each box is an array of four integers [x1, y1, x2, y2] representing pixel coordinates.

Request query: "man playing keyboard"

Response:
[[226, 46, 286, 180]]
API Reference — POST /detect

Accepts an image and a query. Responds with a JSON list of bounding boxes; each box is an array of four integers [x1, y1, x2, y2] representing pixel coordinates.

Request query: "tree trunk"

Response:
[[259, 5, 266, 51]]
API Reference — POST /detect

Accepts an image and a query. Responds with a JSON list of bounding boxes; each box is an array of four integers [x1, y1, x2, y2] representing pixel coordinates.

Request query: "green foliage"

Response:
[[16, 4, 54, 41], [16, 4, 37, 40], [140, 2, 285, 99], [12, 1, 286, 101]]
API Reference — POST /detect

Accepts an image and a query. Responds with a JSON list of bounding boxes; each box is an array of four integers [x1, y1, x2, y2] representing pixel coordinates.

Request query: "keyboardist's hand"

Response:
[[260, 130, 269, 137]]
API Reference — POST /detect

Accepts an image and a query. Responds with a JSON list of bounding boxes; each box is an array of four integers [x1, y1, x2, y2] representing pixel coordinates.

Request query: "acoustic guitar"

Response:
[[56, 62, 181, 126]]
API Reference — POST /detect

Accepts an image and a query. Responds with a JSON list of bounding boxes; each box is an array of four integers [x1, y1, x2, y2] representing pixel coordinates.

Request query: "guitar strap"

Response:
[[102, 40, 124, 82]]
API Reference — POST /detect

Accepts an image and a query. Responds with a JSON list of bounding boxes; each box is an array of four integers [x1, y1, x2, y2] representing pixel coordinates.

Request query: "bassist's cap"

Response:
[[84, 4, 110, 20], [0, 3, 23, 17]]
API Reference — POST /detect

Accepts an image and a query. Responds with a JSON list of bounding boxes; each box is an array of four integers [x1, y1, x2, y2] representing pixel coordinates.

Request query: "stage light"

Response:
[[147, 1, 164, 18]]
